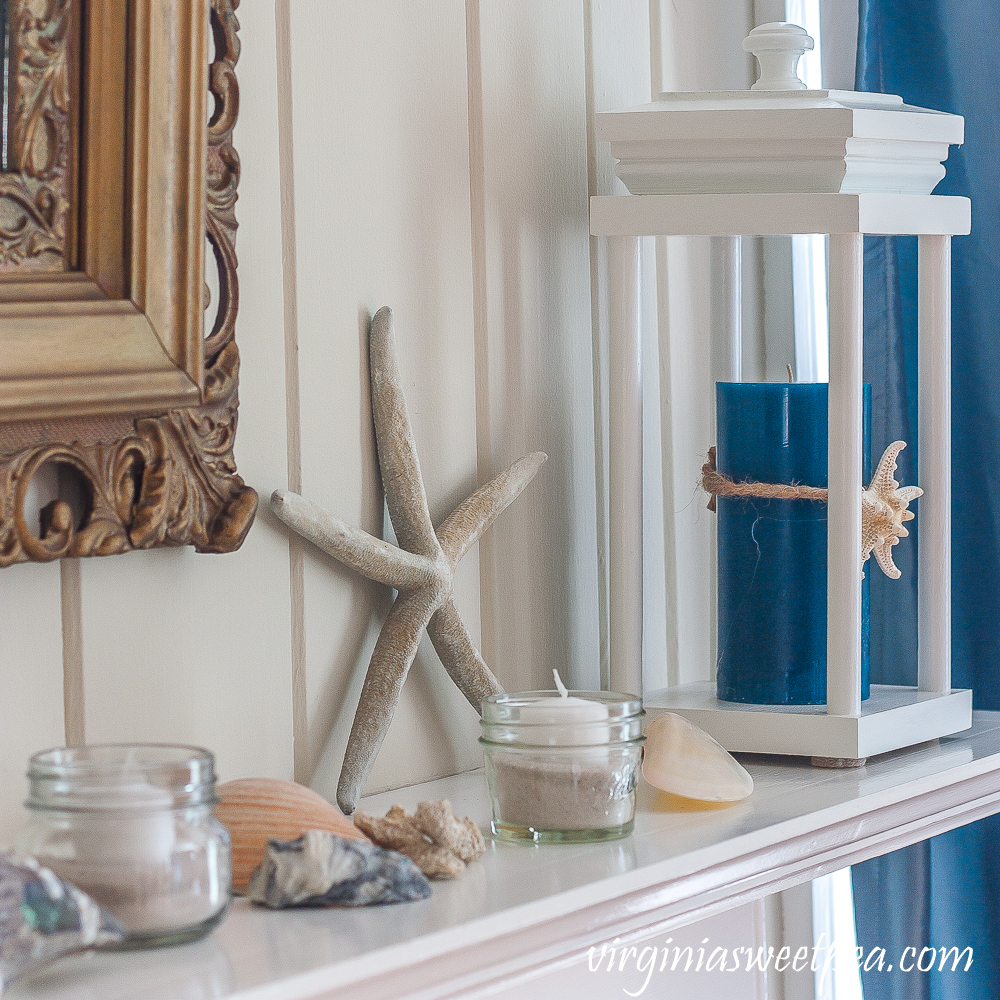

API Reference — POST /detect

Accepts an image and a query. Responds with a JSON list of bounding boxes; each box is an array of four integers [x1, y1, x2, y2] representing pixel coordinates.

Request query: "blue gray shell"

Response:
[[0, 853, 124, 991], [247, 830, 432, 908]]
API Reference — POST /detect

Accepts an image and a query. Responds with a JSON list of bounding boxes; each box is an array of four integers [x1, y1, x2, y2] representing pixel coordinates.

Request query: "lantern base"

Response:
[[643, 684, 972, 761]]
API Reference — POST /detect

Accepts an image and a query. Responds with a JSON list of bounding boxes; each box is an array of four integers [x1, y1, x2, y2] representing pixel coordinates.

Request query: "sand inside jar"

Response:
[[487, 755, 634, 831], [44, 859, 225, 934]]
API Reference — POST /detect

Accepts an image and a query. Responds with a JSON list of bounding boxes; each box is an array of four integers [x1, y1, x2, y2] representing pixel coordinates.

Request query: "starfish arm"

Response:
[[337, 590, 438, 813], [873, 537, 902, 579], [861, 492, 880, 521], [435, 452, 548, 567], [861, 526, 879, 561], [861, 497, 887, 549], [869, 441, 906, 497], [860, 524, 878, 579], [369, 307, 440, 559], [271, 490, 438, 590], [896, 486, 923, 503], [426, 597, 504, 712]]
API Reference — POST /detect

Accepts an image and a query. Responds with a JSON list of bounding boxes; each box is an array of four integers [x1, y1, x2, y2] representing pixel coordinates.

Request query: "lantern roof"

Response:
[[596, 23, 964, 197]]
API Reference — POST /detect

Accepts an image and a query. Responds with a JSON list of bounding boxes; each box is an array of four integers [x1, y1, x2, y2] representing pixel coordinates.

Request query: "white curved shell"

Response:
[[642, 713, 754, 802]]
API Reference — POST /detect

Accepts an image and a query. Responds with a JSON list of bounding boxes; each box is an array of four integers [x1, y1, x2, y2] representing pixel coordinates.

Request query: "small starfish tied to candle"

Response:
[[271, 307, 546, 814], [862, 441, 923, 579]]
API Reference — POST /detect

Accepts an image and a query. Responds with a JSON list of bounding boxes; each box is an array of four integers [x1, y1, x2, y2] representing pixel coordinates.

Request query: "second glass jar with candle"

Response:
[[480, 692, 645, 843], [15, 744, 231, 949]]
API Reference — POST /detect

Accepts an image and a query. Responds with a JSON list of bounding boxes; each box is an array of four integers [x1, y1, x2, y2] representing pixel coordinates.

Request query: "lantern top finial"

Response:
[[594, 21, 964, 198], [743, 22, 814, 92]]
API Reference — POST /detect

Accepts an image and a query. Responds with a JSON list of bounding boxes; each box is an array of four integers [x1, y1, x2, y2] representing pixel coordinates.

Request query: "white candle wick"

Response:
[[553, 669, 569, 699]]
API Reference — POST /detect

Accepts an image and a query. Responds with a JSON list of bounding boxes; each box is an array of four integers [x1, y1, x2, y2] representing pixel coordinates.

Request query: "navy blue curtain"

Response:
[[851, 1, 1000, 998]]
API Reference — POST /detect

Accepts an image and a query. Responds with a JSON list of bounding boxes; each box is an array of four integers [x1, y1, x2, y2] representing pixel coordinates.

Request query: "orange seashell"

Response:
[[216, 778, 367, 893]]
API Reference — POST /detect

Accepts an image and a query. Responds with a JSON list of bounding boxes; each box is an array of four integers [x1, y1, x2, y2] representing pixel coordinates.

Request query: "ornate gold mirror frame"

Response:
[[0, 0, 256, 566]]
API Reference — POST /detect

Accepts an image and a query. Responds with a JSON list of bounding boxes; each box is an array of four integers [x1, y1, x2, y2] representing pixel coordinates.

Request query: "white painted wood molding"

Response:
[[16, 713, 1000, 1000], [645, 684, 972, 758], [594, 89, 963, 198], [607, 235, 643, 698], [711, 236, 743, 382], [590, 193, 971, 238], [826, 232, 864, 718], [918, 235, 952, 695]]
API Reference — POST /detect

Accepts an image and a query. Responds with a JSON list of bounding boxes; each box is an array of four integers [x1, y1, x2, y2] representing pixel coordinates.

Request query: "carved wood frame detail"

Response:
[[0, 0, 257, 566], [0, 0, 76, 271]]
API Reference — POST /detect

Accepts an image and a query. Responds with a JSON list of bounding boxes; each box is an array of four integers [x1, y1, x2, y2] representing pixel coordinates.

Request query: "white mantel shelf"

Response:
[[13, 711, 1000, 1000]]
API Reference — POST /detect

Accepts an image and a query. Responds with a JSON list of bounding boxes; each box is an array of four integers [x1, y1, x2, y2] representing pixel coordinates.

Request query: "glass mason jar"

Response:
[[480, 691, 645, 843], [15, 744, 231, 949]]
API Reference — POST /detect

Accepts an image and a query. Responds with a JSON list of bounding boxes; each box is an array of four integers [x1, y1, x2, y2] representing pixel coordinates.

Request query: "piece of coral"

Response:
[[415, 800, 485, 863], [353, 800, 486, 879]]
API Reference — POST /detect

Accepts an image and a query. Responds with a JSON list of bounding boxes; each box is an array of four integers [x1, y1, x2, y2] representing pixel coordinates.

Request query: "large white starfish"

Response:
[[271, 307, 546, 814]]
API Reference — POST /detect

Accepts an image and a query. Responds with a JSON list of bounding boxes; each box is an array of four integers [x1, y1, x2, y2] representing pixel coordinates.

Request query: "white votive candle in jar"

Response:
[[516, 670, 611, 747], [15, 744, 232, 948], [480, 674, 645, 843]]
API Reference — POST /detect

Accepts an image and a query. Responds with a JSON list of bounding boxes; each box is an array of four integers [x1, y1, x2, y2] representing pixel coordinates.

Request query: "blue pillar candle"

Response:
[[715, 383, 871, 705]]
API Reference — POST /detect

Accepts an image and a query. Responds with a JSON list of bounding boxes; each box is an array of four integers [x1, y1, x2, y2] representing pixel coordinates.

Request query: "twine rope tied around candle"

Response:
[[701, 447, 828, 512], [701, 441, 924, 580]]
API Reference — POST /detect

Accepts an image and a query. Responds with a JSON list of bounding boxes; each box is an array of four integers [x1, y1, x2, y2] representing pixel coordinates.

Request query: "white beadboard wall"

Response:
[[0, 0, 755, 844]]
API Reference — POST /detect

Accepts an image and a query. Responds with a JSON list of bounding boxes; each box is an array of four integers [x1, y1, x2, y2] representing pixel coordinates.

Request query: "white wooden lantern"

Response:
[[591, 23, 972, 762]]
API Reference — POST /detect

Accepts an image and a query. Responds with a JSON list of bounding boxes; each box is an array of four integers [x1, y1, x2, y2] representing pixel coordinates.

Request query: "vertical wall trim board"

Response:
[[582, 0, 610, 689], [649, 7, 676, 691], [465, 0, 496, 672], [275, 0, 308, 782], [649, 0, 664, 97], [60, 559, 85, 746], [655, 238, 681, 687]]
